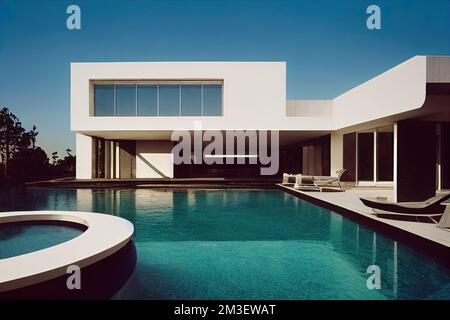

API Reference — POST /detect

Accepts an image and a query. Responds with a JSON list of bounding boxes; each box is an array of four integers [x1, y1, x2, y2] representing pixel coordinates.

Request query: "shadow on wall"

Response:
[[0, 241, 137, 300], [137, 153, 168, 178]]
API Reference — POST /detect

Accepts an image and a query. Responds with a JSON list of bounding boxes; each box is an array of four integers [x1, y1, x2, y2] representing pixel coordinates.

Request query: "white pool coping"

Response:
[[0, 211, 134, 293]]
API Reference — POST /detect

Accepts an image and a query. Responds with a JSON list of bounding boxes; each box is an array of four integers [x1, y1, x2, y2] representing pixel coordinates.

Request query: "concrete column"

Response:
[[393, 123, 398, 202], [330, 132, 343, 175], [75, 133, 93, 179], [105, 139, 111, 179], [396, 120, 436, 201]]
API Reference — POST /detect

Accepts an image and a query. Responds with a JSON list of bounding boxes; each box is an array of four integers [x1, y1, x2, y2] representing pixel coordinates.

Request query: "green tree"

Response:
[[8, 147, 50, 179], [0, 107, 27, 176], [51, 151, 59, 166], [0, 107, 75, 181]]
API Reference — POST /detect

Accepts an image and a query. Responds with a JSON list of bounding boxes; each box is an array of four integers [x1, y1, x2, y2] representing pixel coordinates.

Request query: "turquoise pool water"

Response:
[[1, 188, 450, 299], [0, 224, 83, 259]]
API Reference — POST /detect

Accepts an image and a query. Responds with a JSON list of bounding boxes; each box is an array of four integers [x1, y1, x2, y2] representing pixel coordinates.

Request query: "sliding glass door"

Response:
[[356, 126, 394, 185], [377, 127, 394, 182], [357, 132, 374, 181]]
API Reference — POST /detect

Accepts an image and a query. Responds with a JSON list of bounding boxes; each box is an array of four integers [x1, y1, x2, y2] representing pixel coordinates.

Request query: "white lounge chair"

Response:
[[438, 204, 450, 229], [282, 173, 295, 184], [311, 169, 346, 191], [294, 174, 303, 189], [360, 192, 450, 215], [294, 169, 346, 192]]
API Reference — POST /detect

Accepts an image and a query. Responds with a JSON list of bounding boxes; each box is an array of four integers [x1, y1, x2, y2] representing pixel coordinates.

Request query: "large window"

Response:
[[357, 132, 374, 181], [354, 126, 394, 184], [376, 126, 394, 181], [93, 82, 222, 117]]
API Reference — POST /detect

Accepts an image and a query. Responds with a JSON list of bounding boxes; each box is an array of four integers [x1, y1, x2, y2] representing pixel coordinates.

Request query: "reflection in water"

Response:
[[394, 241, 398, 299], [373, 233, 377, 265], [1, 187, 449, 299]]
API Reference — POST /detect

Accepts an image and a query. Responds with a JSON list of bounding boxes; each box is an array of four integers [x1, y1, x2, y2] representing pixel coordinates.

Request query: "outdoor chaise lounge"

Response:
[[368, 203, 450, 225], [293, 169, 347, 192], [360, 192, 450, 215], [371, 210, 444, 224], [282, 173, 296, 184], [438, 205, 450, 229]]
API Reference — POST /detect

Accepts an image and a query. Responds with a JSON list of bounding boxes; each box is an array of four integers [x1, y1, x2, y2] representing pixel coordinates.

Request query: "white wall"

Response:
[[333, 56, 427, 129], [330, 133, 343, 175], [75, 133, 92, 179], [71, 57, 441, 135], [136, 141, 173, 178], [71, 62, 290, 132]]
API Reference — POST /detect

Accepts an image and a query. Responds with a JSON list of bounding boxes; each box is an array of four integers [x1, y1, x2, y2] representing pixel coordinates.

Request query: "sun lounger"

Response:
[[371, 204, 450, 225], [360, 192, 450, 215], [282, 173, 296, 184], [294, 169, 346, 191], [438, 204, 450, 229], [371, 208, 443, 224]]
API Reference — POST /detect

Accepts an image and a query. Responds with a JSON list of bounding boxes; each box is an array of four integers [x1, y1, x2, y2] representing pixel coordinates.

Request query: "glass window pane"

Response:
[[357, 132, 374, 181], [94, 85, 114, 116], [203, 85, 222, 116], [159, 85, 180, 116], [181, 85, 202, 116], [116, 85, 136, 116], [377, 128, 394, 181], [137, 85, 157, 116]]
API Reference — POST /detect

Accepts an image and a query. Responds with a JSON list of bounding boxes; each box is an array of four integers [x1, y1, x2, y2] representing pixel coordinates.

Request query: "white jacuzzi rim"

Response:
[[0, 210, 134, 293]]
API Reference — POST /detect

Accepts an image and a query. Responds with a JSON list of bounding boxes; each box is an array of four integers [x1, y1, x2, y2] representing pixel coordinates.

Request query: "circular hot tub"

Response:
[[1, 221, 85, 260], [0, 211, 135, 299]]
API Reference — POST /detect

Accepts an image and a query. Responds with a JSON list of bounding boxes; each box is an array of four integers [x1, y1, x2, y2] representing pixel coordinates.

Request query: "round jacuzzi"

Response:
[[0, 221, 85, 260], [0, 211, 135, 299]]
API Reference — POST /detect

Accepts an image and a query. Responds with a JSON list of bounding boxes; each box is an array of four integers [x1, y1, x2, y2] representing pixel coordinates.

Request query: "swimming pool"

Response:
[[0, 223, 83, 259], [1, 188, 450, 299]]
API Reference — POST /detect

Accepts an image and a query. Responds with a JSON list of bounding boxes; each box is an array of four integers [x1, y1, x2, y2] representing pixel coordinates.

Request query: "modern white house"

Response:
[[71, 56, 450, 202]]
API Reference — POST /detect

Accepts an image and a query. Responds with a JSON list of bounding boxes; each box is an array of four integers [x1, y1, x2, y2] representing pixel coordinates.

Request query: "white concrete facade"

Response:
[[136, 141, 173, 178], [71, 62, 288, 132], [75, 133, 92, 179], [71, 56, 450, 181]]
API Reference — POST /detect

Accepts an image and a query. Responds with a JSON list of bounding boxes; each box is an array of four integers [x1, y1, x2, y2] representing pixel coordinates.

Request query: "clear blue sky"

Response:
[[1, 0, 450, 157]]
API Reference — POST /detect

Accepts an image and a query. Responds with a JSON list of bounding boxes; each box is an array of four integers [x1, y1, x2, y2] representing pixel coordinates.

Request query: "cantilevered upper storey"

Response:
[[70, 61, 298, 133], [71, 56, 450, 138]]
